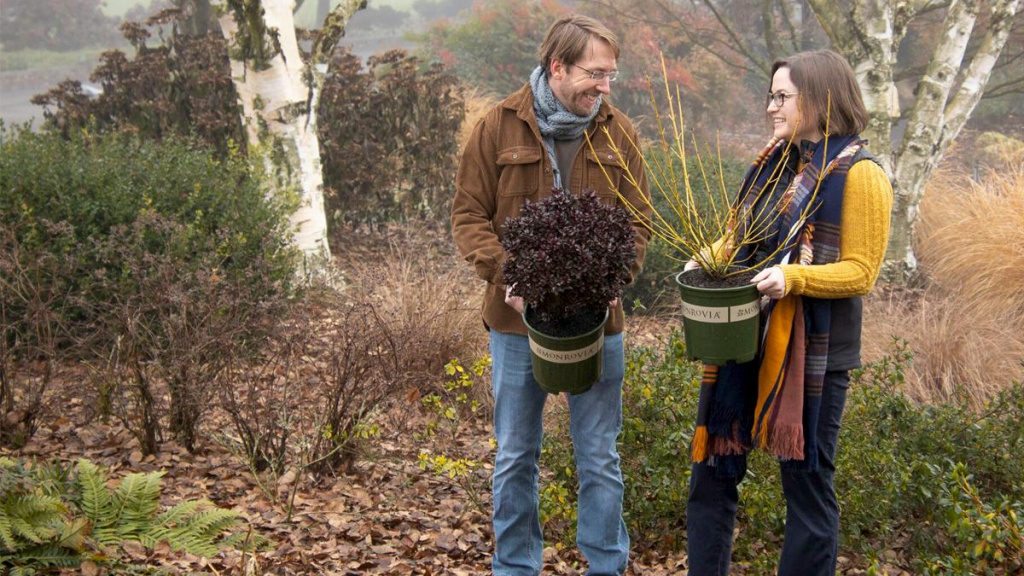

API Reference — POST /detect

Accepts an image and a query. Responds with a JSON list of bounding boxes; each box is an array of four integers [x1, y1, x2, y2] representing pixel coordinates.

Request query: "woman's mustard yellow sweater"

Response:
[[778, 160, 893, 298]]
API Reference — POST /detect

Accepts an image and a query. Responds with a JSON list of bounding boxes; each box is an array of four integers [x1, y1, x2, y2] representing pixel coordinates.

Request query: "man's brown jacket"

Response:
[[452, 83, 652, 336]]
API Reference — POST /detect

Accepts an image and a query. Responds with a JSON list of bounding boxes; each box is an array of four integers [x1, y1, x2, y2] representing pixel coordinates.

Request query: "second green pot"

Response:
[[676, 270, 761, 365]]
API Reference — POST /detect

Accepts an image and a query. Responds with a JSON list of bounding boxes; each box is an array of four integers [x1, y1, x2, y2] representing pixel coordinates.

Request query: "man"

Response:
[[451, 14, 651, 576]]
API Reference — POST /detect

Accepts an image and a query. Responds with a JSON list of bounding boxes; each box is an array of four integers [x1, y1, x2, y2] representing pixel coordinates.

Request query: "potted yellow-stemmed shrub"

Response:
[[589, 57, 831, 364], [502, 188, 636, 394]]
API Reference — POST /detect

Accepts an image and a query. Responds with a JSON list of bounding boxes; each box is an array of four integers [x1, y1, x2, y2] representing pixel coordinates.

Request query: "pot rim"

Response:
[[522, 306, 610, 341]]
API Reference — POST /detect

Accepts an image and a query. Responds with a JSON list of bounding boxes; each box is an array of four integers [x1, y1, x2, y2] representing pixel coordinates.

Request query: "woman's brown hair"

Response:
[[771, 50, 869, 137], [538, 14, 620, 72]]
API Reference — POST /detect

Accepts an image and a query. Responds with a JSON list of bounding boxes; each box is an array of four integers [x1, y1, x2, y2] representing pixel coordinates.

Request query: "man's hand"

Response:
[[751, 267, 786, 300], [505, 285, 525, 314]]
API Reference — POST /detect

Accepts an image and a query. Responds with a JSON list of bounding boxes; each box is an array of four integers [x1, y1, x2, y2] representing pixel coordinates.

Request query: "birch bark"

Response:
[[217, 0, 365, 275], [888, 0, 1021, 276], [809, 0, 1020, 278]]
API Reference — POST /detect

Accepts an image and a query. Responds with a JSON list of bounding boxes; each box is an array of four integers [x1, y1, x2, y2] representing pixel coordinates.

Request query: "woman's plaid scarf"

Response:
[[691, 134, 865, 477]]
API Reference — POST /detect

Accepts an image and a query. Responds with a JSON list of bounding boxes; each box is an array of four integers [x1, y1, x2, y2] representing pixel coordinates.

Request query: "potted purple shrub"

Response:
[[501, 188, 636, 394]]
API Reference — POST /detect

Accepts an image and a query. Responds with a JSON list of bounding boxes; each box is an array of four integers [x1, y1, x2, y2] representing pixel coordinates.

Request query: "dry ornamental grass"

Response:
[[863, 158, 1024, 407]]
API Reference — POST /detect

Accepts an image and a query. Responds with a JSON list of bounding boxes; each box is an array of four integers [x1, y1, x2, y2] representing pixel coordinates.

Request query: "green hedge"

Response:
[[0, 125, 297, 343], [539, 335, 1024, 574]]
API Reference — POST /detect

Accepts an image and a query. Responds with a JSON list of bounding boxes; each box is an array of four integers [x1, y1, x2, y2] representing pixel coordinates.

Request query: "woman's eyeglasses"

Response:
[[766, 91, 799, 107]]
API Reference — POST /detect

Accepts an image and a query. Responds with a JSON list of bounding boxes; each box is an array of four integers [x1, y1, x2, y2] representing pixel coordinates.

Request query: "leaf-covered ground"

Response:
[[4, 222, 914, 575]]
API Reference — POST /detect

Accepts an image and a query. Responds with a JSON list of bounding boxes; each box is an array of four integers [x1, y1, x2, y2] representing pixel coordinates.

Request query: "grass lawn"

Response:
[[0, 47, 109, 73]]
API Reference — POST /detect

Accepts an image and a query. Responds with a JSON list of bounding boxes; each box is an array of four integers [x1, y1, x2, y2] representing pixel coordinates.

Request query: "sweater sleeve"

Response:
[[778, 160, 893, 298]]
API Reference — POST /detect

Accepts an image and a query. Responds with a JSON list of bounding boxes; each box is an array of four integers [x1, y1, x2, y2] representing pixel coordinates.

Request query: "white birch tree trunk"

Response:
[[810, 0, 1021, 279], [889, 0, 1021, 277], [217, 0, 365, 277]]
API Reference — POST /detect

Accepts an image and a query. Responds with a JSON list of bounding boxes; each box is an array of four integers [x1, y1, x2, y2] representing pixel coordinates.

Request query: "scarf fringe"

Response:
[[708, 399, 744, 438], [708, 434, 748, 457], [763, 423, 805, 461]]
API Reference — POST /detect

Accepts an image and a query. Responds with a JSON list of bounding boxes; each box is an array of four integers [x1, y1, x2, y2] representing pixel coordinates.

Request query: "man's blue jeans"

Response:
[[489, 330, 629, 576], [686, 370, 851, 576]]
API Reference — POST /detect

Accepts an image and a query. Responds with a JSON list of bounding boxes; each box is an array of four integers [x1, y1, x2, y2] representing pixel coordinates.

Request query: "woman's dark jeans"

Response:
[[686, 370, 851, 576]]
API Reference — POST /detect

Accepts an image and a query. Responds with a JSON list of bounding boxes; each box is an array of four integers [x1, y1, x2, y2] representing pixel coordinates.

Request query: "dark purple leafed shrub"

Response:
[[502, 189, 636, 334]]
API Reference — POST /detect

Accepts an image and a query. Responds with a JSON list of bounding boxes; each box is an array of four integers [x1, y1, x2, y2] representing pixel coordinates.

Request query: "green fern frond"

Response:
[[8, 510, 60, 541], [1, 507, 16, 550], [180, 508, 242, 540], [5, 493, 63, 514], [221, 530, 271, 552], [56, 517, 90, 551], [8, 542, 81, 567], [112, 472, 163, 530], [75, 459, 111, 525], [92, 524, 123, 547], [166, 532, 219, 557], [153, 506, 241, 556], [152, 499, 206, 528]]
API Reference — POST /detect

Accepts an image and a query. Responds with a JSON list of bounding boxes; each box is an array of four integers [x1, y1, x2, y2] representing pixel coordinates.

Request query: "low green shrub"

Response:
[[838, 340, 1024, 573], [538, 334, 1024, 574], [0, 127, 296, 306], [541, 330, 701, 549], [0, 457, 263, 574], [0, 126, 297, 450]]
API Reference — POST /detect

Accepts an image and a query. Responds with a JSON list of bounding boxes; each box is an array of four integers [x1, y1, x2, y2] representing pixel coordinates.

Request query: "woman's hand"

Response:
[[751, 266, 787, 300], [684, 259, 701, 272]]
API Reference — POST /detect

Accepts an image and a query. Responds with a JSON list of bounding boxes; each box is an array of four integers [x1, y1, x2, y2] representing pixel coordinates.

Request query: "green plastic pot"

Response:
[[676, 270, 761, 365], [523, 308, 609, 395]]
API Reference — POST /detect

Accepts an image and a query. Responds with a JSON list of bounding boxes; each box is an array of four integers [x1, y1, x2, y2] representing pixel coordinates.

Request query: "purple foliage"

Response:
[[502, 189, 636, 327]]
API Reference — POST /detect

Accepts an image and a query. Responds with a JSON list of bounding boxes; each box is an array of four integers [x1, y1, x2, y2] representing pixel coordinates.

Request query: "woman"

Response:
[[684, 50, 893, 576]]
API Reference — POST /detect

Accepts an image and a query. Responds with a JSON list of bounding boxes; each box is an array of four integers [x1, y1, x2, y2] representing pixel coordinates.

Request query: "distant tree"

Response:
[[416, 0, 569, 97], [415, 0, 475, 20], [417, 0, 753, 144], [349, 6, 411, 30], [0, 0, 121, 51]]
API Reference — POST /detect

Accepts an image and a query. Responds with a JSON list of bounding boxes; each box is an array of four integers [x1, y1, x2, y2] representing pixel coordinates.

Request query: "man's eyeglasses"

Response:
[[574, 64, 619, 82], [766, 91, 799, 108]]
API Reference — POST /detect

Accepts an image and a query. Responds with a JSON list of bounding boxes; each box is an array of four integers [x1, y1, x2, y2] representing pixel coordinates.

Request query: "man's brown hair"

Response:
[[538, 14, 620, 72], [771, 50, 869, 137]]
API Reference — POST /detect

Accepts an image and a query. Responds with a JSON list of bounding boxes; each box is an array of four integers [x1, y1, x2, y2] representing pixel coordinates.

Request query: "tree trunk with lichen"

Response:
[[217, 0, 366, 276]]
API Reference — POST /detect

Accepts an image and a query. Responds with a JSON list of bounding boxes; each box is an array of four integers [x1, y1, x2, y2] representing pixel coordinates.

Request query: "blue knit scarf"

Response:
[[692, 134, 867, 478], [529, 65, 600, 188]]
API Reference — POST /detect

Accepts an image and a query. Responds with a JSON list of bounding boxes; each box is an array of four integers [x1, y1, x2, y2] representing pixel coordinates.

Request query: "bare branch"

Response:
[[698, 0, 772, 76]]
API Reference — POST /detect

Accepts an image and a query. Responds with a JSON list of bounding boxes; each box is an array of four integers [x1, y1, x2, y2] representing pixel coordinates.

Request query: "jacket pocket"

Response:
[[496, 146, 543, 196], [586, 147, 626, 201]]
